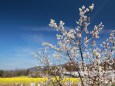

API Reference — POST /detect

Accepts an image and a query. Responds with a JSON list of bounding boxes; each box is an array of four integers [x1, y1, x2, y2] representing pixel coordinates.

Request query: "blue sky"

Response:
[[0, 0, 115, 70]]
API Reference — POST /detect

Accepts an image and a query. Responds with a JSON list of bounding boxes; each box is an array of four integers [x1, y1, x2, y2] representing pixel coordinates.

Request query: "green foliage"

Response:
[[111, 85, 115, 86], [0, 70, 4, 77]]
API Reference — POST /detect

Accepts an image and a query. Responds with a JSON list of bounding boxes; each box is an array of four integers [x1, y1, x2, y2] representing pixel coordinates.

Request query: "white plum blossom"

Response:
[[77, 33, 82, 38], [67, 31, 75, 39], [89, 3, 94, 11], [53, 52, 62, 59], [49, 19, 58, 29], [42, 42, 59, 51], [33, 3, 114, 86], [56, 34, 62, 40], [59, 21, 65, 28], [82, 5, 85, 10], [84, 37, 89, 43]]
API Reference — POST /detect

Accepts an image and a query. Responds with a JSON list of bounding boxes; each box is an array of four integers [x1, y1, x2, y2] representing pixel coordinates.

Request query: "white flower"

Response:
[[49, 19, 59, 30], [84, 37, 89, 43], [56, 34, 62, 40], [82, 5, 85, 10], [83, 16, 87, 22], [111, 46, 115, 49], [77, 33, 82, 38], [104, 80, 108, 84], [86, 8, 89, 12], [69, 33, 75, 39], [89, 3, 94, 11], [93, 49, 100, 57], [67, 31, 75, 39], [59, 21, 65, 27], [93, 33, 99, 38], [76, 27, 80, 32], [80, 12, 84, 16], [53, 52, 61, 59], [76, 21, 79, 25], [79, 8, 82, 12]]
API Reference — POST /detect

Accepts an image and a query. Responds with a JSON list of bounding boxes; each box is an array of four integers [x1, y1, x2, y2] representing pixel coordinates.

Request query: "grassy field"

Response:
[[0, 76, 79, 86]]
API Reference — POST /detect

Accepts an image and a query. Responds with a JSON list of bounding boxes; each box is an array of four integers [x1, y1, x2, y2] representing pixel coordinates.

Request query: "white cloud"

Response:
[[21, 26, 56, 32], [100, 29, 113, 34]]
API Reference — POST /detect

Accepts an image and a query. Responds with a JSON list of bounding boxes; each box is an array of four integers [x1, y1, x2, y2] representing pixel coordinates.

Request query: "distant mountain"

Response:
[[0, 59, 114, 78]]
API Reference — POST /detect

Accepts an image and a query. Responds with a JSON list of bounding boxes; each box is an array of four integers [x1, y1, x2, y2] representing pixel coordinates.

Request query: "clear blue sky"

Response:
[[0, 0, 115, 70]]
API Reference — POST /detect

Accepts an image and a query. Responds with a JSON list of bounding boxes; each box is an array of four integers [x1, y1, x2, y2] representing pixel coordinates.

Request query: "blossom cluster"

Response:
[[34, 3, 114, 86]]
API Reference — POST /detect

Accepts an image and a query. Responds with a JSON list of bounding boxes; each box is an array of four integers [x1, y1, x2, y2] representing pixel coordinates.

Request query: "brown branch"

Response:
[[67, 51, 84, 86]]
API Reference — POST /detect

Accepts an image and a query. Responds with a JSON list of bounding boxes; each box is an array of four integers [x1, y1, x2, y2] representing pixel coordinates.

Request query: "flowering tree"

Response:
[[33, 3, 115, 86]]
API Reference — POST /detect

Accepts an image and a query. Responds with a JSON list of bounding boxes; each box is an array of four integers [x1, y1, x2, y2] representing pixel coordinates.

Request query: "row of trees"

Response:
[[0, 69, 30, 77]]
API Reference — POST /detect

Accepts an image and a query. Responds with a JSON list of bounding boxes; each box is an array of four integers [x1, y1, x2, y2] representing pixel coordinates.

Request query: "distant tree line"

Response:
[[0, 69, 29, 77]]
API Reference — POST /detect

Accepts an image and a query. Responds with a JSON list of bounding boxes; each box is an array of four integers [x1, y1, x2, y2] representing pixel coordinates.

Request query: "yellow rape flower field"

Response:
[[0, 76, 80, 86]]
